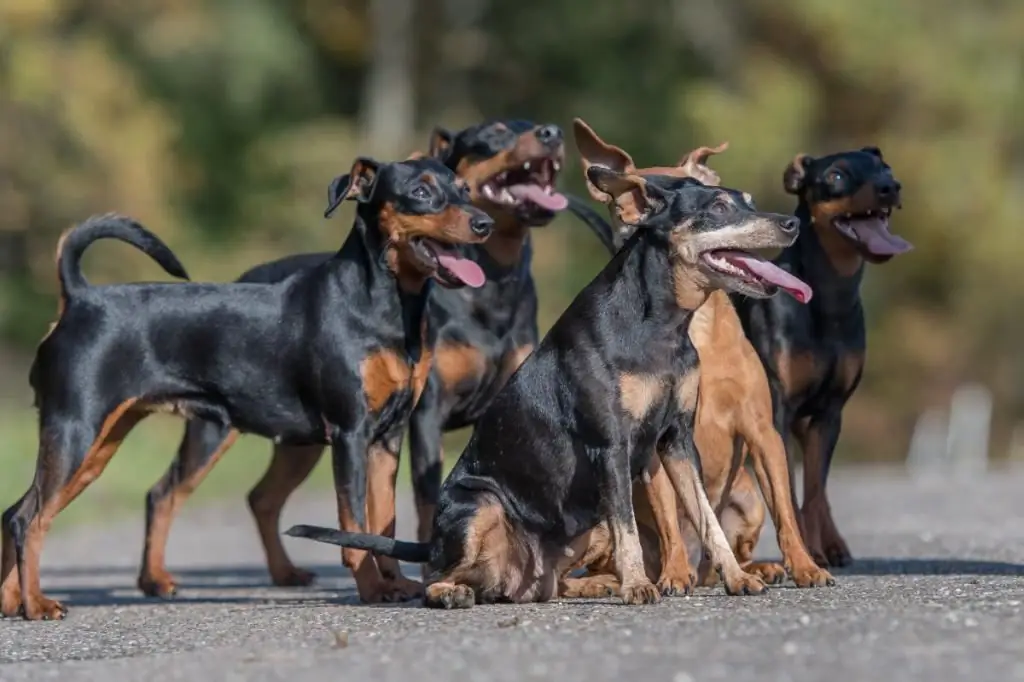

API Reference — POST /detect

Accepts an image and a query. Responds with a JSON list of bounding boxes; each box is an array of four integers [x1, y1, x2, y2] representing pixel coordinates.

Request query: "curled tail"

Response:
[[566, 193, 617, 256], [284, 524, 431, 563], [57, 212, 190, 299]]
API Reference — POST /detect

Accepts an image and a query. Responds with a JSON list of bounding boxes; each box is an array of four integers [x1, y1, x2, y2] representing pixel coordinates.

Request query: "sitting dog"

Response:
[[567, 119, 832, 592], [136, 120, 574, 598], [286, 164, 804, 607], [732, 147, 910, 567], [0, 155, 492, 619]]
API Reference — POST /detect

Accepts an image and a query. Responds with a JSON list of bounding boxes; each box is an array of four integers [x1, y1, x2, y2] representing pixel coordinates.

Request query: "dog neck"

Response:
[[615, 231, 701, 332], [789, 202, 865, 321], [339, 212, 433, 363]]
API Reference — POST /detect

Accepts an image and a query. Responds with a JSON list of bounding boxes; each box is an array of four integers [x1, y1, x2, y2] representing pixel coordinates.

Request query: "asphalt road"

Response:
[[2, 465, 1024, 682]]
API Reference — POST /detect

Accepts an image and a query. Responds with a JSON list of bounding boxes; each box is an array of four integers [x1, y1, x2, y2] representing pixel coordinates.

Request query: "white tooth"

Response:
[[554, 161, 561, 172], [524, 161, 531, 171], [501, 189, 515, 204], [545, 185, 553, 194], [483, 185, 494, 198]]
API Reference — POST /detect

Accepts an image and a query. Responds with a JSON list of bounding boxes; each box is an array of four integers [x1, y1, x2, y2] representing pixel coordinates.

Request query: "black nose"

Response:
[[470, 213, 494, 237], [877, 179, 901, 198], [779, 216, 799, 234], [536, 125, 563, 146]]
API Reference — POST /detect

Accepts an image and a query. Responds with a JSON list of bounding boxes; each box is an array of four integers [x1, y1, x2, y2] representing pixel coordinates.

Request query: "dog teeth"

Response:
[[500, 189, 515, 204], [553, 161, 561, 172], [483, 185, 495, 199], [544, 185, 554, 195], [523, 161, 531, 171]]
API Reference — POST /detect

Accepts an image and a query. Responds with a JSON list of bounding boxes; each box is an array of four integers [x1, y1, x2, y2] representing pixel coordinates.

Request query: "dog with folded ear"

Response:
[[286, 160, 812, 607]]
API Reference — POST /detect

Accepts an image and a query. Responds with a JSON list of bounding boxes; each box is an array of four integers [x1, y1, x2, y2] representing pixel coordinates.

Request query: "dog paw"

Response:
[[656, 571, 696, 597], [722, 572, 768, 596], [823, 537, 853, 568], [789, 563, 835, 588], [23, 596, 67, 621], [744, 561, 787, 586], [425, 583, 475, 609], [137, 572, 178, 600], [620, 581, 661, 606], [271, 566, 317, 588], [382, 576, 424, 602], [560, 576, 619, 599]]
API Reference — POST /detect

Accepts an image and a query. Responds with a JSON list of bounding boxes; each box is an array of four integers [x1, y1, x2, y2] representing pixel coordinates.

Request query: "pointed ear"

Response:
[[677, 141, 729, 187], [325, 157, 380, 218], [428, 127, 454, 161], [585, 166, 666, 226], [573, 117, 637, 204], [783, 153, 813, 196], [861, 145, 883, 159]]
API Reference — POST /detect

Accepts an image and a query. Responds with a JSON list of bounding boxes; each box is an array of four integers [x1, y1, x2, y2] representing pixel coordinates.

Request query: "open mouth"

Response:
[[700, 249, 813, 303], [480, 157, 569, 212], [410, 238, 485, 289], [831, 208, 912, 258]]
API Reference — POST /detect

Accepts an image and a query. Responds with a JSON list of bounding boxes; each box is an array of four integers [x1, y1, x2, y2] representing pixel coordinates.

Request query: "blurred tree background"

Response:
[[1, 0, 1023, 476]]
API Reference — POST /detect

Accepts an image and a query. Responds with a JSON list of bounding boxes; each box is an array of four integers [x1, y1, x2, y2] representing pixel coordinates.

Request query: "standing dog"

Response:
[[136, 120, 572, 598], [0, 155, 492, 619], [732, 148, 910, 567], [568, 119, 832, 590], [286, 165, 804, 607]]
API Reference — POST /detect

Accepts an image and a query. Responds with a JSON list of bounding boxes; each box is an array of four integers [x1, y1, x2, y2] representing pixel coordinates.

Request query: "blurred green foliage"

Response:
[[1, 0, 1022, 479]]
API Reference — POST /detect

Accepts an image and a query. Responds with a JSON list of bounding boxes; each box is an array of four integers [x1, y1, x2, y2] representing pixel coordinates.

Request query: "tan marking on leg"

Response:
[[361, 350, 411, 413], [22, 399, 145, 620], [608, 512, 660, 605], [560, 574, 620, 599], [248, 443, 323, 587], [139, 428, 239, 597], [660, 456, 766, 597], [1, 508, 21, 616], [619, 373, 666, 420], [639, 458, 694, 595], [367, 444, 422, 600]]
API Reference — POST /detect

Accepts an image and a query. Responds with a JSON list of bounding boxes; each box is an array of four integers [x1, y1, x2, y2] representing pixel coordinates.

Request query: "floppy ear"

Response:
[[324, 157, 380, 218], [428, 127, 454, 161], [586, 166, 666, 226], [573, 117, 637, 204], [677, 141, 729, 187], [783, 153, 813, 196], [861, 145, 883, 159]]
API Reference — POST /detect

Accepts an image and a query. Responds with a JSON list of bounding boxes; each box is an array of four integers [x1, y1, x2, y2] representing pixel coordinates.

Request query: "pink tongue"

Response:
[[507, 184, 569, 211], [436, 253, 486, 288], [849, 218, 913, 256], [728, 253, 814, 304]]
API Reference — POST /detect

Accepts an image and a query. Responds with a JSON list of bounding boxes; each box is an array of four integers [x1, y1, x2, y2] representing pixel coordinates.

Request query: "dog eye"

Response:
[[827, 170, 844, 184], [411, 185, 431, 200], [710, 201, 729, 215]]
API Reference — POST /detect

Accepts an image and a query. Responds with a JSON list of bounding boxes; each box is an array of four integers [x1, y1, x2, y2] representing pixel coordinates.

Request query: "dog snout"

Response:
[[876, 178, 902, 200], [536, 124, 563, 147], [469, 210, 494, 238]]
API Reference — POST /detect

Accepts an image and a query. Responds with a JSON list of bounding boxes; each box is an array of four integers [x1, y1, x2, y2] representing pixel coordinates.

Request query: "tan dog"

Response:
[[566, 119, 833, 593]]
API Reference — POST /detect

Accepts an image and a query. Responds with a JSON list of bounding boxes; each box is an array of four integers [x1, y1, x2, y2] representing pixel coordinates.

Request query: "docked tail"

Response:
[[566, 193, 617, 256], [284, 524, 431, 564], [57, 212, 190, 298]]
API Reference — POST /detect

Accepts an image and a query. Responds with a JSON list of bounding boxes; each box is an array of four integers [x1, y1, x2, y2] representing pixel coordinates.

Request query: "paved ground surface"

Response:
[[3, 465, 1024, 682]]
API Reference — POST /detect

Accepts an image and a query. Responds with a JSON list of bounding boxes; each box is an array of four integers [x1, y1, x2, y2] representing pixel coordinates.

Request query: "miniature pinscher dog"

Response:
[[286, 164, 802, 607], [0, 155, 493, 620], [567, 119, 833, 592], [135, 120, 572, 598], [732, 148, 910, 567]]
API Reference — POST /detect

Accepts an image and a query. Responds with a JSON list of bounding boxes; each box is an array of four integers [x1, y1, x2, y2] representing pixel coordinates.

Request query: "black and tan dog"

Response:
[[0, 155, 492, 620], [566, 119, 831, 592], [135, 120, 570, 598], [286, 165, 805, 607], [732, 148, 910, 567]]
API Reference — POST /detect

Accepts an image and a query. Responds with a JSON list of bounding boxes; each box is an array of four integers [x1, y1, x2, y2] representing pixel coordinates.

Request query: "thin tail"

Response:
[[57, 212, 190, 298], [566, 193, 617, 256], [284, 524, 431, 563]]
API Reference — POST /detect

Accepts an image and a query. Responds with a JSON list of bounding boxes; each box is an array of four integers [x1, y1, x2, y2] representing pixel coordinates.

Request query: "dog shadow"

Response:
[[40, 563, 423, 609]]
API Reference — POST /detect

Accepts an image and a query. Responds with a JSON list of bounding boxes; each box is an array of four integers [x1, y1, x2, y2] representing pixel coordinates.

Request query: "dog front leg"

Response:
[[329, 427, 388, 603], [660, 411, 767, 597], [596, 446, 661, 606], [640, 458, 695, 596]]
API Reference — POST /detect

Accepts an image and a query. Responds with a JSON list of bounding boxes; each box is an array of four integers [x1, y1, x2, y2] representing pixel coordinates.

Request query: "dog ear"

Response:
[[325, 157, 380, 218], [429, 127, 455, 161], [677, 142, 729, 187], [861, 145, 883, 159], [573, 118, 638, 204], [585, 166, 667, 226], [783, 154, 813, 196]]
